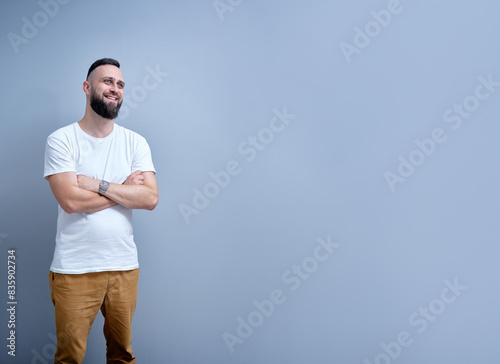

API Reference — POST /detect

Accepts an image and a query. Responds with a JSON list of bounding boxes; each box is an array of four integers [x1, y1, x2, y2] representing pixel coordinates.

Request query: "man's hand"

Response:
[[123, 170, 144, 185], [107, 171, 158, 210]]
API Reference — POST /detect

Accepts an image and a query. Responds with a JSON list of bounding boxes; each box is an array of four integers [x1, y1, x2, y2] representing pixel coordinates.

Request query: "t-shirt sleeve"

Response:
[[132, 135, 156, 174], [43, 132, 76, 180]]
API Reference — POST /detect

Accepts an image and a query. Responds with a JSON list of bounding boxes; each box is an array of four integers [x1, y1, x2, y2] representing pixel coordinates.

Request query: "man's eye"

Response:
[[118, 83, 124, 89], [104, 80, 111, 84]]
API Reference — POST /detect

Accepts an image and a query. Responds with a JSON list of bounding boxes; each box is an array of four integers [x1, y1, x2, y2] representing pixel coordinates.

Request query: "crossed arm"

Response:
[[48, 170, 159, 214]]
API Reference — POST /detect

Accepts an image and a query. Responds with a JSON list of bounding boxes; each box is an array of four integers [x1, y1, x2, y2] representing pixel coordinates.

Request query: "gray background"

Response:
[[1, 0, 499, 363]]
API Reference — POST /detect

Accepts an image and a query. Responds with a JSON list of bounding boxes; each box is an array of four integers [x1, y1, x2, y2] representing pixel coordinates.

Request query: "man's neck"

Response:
[[78, 111, 114, 138]]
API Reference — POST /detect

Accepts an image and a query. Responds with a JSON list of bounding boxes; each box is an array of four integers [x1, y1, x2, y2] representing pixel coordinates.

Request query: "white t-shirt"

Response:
[[43, 122, 156, 274]]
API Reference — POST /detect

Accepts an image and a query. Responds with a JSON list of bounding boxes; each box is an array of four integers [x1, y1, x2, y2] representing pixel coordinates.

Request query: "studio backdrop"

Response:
[[1, 0, 499, 363]]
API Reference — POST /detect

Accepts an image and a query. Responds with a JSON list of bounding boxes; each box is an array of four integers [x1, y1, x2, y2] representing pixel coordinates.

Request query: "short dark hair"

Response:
[[86, 58, 120, 80]]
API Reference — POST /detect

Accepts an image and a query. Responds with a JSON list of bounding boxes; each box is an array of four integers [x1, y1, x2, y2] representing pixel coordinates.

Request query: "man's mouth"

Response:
[[104, 94, 118, 102]]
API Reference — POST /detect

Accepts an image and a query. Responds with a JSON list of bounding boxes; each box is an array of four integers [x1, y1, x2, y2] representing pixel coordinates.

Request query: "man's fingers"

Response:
[[123, 171, 145, 185]]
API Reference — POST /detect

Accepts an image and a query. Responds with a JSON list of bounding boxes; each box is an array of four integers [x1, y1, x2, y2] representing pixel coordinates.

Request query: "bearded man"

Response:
[[43, 58, 159, 364]]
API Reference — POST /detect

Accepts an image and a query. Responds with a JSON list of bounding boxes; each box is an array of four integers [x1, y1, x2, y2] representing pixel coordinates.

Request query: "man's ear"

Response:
[[83, 80, 91, 95]]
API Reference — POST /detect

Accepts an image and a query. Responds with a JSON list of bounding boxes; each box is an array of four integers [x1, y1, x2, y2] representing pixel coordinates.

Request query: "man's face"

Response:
[[88, 65, 125, 120]]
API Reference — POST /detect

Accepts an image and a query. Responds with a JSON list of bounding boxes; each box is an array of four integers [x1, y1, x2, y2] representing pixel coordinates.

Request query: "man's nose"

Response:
[[109, 82, 119, 93]]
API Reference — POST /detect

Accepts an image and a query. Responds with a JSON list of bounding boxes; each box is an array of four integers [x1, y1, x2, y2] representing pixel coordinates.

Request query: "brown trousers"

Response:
[[49, 269, 139, 364]]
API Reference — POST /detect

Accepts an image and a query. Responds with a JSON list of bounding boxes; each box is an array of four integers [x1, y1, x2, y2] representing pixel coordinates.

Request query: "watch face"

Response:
[[100, 180, 110, 194]]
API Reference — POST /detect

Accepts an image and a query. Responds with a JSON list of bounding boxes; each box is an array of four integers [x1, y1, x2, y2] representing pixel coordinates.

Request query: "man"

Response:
[[43, 58, 159, 363]]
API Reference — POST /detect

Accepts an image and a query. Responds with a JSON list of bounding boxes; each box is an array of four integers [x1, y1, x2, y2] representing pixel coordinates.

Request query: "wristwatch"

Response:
[[99, 180, 110, 195]]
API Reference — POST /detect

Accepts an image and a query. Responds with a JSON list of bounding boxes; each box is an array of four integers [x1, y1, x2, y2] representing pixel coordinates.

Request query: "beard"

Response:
[[90, 88, 122, 120]]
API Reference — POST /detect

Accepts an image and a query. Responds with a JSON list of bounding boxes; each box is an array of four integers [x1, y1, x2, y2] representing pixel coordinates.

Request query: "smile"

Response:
[[104, 95, 118, 102]]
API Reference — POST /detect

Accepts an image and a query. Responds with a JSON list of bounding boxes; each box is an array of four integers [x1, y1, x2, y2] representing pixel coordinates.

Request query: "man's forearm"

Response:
[[104, 183, 158, 210], [62, 186, 117, 213]]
